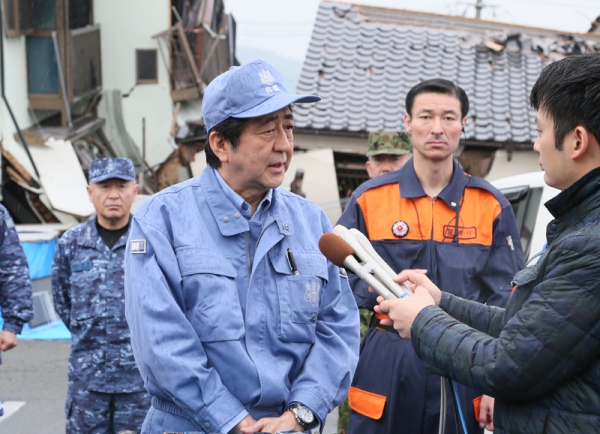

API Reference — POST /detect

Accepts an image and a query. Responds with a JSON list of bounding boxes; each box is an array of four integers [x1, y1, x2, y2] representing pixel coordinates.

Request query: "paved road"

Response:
[[0, 340, 339, 434], [0, 340, 69, 433]]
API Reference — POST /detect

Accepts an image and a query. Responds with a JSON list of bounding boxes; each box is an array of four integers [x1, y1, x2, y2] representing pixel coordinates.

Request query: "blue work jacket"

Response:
[[52, 216, 145, 393], [125, 167, 359, 434]]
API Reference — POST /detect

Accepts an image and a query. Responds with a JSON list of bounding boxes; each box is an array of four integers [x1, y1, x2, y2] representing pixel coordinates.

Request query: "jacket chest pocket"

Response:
[[269, 249, 329, 344], [69, 262, 103, 321], [175, 247, 244, 342]]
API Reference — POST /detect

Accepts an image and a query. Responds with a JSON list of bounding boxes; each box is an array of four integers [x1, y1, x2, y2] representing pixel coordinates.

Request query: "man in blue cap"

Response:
[[0, 204, 33, 417], [52, 158, 150, 433], [124, 60, 360, 434]]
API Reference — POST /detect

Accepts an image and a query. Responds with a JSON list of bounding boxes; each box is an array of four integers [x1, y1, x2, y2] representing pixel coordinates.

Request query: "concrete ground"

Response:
[[0, 340, 340, 434]]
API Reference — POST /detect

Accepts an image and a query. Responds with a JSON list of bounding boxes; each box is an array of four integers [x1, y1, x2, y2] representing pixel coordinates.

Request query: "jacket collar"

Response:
[[200, 167, 293, 238], [545, 166, 600, 219], [78, 215, 131, 251], [397, 158, 469, 207]]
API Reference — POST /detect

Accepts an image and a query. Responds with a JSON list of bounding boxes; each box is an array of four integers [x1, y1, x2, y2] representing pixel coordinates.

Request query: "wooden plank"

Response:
[[1, 146, 40, 187]]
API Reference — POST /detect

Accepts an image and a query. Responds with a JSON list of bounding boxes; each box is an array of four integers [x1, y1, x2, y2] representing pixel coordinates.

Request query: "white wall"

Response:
[[295, 132, 366, 154], [94, 0, 174, 168], [485, 149, 540, 181]]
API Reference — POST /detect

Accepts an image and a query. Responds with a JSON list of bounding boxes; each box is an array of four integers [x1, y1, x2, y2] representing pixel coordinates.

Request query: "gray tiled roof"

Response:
[[295, 1, 600, 144]]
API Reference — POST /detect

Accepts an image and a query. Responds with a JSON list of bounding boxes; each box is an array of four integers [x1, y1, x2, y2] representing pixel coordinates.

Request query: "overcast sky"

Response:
[[225, 0, 600, 61]]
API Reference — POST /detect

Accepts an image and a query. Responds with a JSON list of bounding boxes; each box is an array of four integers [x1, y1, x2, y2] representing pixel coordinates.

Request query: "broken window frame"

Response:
[[136, 48, 159, 85], [3, 0, 33, 37]]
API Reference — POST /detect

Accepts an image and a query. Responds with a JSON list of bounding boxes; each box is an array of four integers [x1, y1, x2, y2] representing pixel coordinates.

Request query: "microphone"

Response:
[[332, 225, 412, 298], [319, 232, 410, 300]]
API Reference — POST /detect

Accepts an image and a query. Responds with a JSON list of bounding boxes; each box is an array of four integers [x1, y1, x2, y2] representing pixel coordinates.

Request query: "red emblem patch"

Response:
[[392, 220, 409, 238]]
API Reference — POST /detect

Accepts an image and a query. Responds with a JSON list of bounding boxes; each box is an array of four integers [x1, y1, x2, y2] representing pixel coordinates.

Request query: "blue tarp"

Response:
[[22, 239, 57, 280], [1, 238, 70, 339]]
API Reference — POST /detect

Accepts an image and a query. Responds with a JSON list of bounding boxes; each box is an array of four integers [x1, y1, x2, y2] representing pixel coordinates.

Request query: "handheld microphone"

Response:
[[331, 225, 412, 298], [319, 233, 398, 300]]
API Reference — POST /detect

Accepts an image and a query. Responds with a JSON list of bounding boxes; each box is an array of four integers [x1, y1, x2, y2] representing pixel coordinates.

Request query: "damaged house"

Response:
[[0, 0, 235, 326], [290, 0, 600, 220], [0, 0, 236, 225]]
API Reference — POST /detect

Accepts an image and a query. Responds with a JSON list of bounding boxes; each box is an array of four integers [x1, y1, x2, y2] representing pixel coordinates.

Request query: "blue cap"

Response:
[[202, 59, 321, 132], [88, 158, 136, 184]]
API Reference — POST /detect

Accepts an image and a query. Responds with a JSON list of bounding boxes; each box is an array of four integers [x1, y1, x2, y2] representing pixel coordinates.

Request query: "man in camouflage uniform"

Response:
[[52, 158, 150, 433], [365, 131, 413, 179], [0, 203, 33, 417]]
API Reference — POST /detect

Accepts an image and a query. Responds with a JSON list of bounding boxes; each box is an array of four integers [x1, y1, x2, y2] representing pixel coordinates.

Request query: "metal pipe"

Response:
[[52, 31, 73, 128]]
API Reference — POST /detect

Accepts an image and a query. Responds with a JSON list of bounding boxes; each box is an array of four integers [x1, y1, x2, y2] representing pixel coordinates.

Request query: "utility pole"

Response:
[[475, 0, 483, 19]]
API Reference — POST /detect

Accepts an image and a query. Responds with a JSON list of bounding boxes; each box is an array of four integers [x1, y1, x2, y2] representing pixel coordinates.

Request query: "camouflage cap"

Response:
[[88, 158, 136, 184], [366, 131, 413, 157]]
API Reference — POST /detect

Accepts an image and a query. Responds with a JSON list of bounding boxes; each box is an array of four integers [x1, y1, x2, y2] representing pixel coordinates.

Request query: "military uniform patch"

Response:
[[130, 239, 146, 254]]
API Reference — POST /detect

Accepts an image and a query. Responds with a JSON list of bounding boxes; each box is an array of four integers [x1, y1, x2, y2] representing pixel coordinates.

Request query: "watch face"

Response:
[[295, 405, 314, 424]]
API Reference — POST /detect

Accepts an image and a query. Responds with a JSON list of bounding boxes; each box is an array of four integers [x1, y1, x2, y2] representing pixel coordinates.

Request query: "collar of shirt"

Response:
[[396, 158, 469, 208], [212, 167, 273, 222]]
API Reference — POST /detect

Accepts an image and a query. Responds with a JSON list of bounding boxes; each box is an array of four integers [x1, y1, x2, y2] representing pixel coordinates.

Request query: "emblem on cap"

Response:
[[392, 220, 409, 238], [258, 69, 276, 85]]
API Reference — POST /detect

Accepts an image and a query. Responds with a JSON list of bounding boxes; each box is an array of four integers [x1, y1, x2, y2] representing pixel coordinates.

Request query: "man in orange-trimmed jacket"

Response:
[[339, 78, 525, 434]]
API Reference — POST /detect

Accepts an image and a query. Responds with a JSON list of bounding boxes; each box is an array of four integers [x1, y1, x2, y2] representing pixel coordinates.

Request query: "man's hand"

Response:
[[0, 330, 18, 352], [375, 286, 435, 338], [231, 414, 258, 434], [239, 411, 303, 434], [478, 395, 494, 431], [394, 270, 442, 305]]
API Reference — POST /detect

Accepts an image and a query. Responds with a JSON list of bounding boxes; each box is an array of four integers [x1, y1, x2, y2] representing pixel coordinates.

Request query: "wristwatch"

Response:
[[286, 402, 315, 430]]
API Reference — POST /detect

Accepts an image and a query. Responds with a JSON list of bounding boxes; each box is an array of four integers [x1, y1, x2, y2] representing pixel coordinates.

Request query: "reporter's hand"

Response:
[[478, 395, 494, 431], [0, 330, 18, 351], [394, 269, 442, 306], [239, 411, 303, 434], [375, 286, 435, 338]]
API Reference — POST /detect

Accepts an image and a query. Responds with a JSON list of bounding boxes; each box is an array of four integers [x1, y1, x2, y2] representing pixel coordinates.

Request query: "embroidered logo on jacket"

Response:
[[443, 226, 477, 240], [392, 220, 409, 238], [304, 279, 321, 306]]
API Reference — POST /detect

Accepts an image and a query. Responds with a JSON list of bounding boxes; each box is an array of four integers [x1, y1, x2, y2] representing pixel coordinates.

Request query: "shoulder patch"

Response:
[[4, 217, 14, 228], [130, 239, 146, 254]]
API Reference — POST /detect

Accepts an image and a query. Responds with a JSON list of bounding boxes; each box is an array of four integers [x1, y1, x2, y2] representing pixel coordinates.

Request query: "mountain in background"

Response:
[[235, 46, 304, 91]]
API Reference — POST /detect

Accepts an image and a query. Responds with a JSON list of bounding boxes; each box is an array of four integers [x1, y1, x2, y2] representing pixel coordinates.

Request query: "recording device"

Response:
[[318, 225, 412, 299]]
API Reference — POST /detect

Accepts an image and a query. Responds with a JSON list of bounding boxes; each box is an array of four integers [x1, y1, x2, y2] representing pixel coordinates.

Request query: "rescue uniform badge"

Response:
[[392, 220, 409, 238]]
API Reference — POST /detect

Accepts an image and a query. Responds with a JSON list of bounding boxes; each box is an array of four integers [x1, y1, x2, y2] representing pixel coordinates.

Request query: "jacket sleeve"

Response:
[[475, 201, 525, 308], [439, 292, 506, 338], [0, 209, 33, 334], [411, 237, 600, 402], [125, 217, 247, 433], [287, 216, 360, 424], [336, 194, 378, 310], [51, 237, 72, 329]]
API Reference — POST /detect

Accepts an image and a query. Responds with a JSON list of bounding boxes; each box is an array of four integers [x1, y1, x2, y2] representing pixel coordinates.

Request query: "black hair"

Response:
[[205, 117, 249, 168], [204, 105, 295, 168], [405, 78, 469, 119], [530, 53, 600, 150]]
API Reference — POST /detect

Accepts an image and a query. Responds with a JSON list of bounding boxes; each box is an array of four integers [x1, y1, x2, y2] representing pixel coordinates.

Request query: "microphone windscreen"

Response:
[[319, 232, 354, 267]]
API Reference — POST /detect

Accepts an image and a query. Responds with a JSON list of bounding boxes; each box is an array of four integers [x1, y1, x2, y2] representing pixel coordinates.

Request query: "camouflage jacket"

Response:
[[52, 215, 144, 393], [0, 204, 33, 337]]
